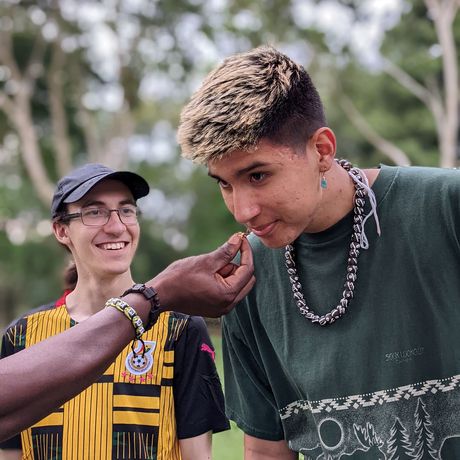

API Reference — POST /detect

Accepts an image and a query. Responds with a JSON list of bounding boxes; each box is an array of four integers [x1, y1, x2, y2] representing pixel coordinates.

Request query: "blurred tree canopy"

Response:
[[0, 0, 459, 326]]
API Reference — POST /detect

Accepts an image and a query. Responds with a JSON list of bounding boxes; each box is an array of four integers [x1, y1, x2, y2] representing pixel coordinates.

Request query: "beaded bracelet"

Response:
[[105, 297, 145, 339]]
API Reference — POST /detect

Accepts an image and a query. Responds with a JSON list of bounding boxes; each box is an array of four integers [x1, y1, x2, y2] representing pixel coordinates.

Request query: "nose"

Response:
[[227, 189, 261, 225], [103, 210, 126, 233]]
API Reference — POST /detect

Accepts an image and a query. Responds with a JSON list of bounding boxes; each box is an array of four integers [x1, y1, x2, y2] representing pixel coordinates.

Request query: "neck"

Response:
[[310, 162, 379, 233], [65, 272, 134, 322], [287, 159, 378, 325]]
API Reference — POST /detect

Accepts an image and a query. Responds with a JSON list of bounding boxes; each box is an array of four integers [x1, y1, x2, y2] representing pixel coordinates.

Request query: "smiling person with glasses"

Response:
[[0, 163, 232, 460]]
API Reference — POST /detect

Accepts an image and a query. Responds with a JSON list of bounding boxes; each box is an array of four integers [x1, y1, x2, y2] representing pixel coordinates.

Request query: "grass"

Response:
[[211, 332, 244, 460], [212, 420, 244, 460]]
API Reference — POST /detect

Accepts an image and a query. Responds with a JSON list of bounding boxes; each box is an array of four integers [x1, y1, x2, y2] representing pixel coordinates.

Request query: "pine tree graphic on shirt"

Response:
[[387, 418, 415, 460], [413, 398, 437, 460]]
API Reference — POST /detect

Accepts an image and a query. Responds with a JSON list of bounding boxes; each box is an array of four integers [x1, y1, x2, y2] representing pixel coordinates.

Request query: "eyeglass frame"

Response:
[[57, 205, 141, 227]]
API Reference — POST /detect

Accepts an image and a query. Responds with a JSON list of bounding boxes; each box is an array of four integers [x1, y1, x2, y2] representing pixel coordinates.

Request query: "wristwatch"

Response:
[[121, 283, 162, 329]]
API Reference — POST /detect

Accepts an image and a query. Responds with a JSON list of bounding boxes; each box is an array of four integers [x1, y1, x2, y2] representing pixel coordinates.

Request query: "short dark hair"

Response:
[[177, 46, 327, 163]]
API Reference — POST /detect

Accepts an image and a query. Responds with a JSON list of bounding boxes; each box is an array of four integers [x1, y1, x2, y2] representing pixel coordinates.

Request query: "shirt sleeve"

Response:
[[0, 328, 23, 450], [173, 316, 230, 439], [1, 328, 13, 358], [222, 306, 284, 441]]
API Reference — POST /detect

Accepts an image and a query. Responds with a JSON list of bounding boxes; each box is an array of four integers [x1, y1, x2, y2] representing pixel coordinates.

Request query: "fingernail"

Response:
[[228, 233, 241, 244]]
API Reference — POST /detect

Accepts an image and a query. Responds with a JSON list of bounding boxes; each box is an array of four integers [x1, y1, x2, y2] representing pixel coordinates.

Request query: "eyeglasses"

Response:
[[60, 206, 140, 226]]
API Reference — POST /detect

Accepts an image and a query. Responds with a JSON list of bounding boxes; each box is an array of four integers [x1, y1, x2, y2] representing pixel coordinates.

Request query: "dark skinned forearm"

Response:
[[0, 294, 149, 442], [0, 235, 254, 441]]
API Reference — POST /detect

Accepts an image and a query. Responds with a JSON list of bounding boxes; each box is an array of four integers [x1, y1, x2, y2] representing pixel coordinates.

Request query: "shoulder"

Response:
[[171, 313, 207, 332], [1, 300, 59, 355], [376, 165, 460, 206], [186, 315, 208, 330], [384, 164, 460, 188], [183, 316, 212, 342], [404, 166, 460, 205], [164, 312, 209, 337], [3, 300, 58, 331], [374, 165, 460, 232], [173, 316, 217, 361]]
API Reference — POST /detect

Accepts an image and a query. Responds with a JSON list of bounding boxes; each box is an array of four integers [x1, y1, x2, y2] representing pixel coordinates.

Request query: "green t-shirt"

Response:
[[222, 165, 460, 458]]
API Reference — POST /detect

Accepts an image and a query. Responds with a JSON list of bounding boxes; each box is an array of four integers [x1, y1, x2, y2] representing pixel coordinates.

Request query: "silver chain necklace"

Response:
[[284, 159, 366, 326]]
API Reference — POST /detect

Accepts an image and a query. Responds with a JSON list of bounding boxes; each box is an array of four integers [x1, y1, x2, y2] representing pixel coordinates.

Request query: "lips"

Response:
[[249, 222, 276, 237]]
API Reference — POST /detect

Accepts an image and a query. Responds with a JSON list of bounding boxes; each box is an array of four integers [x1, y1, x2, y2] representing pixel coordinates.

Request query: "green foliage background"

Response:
[[0, 1, 458, 458], [1, 0, 457, 327]]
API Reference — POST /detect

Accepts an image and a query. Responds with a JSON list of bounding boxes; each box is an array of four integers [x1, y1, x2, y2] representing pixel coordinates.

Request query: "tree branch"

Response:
[[381, 57, 433, 107], [381, 52, 446, 165], [340, 95, 411, 166], [101, 100, 135, 169], [424, 0, 459, 167], [47, 41, 73, 176], [76, 98, 101, 163], [0, 24, 55, 205], [0, 90, 16, 118], [24, 30, 46, 87], [11, 92, 55, 205], [0, 29, 22, 82]]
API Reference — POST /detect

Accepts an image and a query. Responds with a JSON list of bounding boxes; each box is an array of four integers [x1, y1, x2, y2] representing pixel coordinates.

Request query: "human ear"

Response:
[[311, 127, 336, 171], [53, 221, 70, 246]]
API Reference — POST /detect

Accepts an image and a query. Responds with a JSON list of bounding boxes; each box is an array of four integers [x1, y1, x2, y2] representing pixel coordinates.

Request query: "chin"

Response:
[[258, 236, 290, 249], [103, 264, 131, 276], [258, 229, 301, 249]]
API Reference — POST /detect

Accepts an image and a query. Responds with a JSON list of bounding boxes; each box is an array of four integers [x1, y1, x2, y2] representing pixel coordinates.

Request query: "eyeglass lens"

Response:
[[81, 207, 138, 226]]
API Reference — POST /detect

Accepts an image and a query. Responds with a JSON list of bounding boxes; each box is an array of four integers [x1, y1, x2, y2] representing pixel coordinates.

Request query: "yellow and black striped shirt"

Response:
[[0, 295, 229, 459]]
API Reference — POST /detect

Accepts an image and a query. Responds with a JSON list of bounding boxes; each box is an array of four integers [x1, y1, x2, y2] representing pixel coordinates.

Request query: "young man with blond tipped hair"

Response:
[[177, 46, 460, 459]]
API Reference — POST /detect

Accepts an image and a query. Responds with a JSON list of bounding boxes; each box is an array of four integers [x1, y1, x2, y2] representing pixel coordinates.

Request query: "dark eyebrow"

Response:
[[208, 161, 271, 181]]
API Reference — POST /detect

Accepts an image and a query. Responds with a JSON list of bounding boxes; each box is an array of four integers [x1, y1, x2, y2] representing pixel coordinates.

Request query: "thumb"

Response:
[[209, 233, 243, 268]]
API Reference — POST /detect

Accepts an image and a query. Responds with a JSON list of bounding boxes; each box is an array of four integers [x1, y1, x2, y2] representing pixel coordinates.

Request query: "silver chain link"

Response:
[[284, 159, 366, 326]]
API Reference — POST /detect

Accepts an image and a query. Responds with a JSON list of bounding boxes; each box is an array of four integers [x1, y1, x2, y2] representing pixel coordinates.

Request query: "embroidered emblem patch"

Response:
[[125, 340, 156, 375]]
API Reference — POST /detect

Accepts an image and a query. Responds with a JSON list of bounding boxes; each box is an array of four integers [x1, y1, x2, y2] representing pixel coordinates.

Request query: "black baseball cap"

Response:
[[51, 163, 150, 218]]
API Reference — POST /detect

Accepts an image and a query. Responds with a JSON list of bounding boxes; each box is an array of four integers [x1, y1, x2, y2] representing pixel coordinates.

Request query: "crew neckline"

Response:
[[297, 164, 398, 245]]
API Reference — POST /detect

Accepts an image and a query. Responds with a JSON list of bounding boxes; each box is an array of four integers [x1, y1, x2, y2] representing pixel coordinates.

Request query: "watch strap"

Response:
[[121, 283, 162, 330]]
